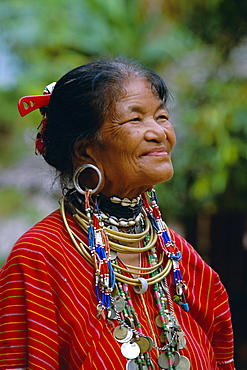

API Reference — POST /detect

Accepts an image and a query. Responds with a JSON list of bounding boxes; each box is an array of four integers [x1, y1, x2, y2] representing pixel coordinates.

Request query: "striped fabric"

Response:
[[0, 210, 235, 369]]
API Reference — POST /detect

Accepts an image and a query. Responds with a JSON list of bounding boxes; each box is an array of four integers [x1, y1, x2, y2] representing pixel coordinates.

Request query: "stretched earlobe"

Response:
[[73, 165, 102, 195], [72, 140, 105, 194]]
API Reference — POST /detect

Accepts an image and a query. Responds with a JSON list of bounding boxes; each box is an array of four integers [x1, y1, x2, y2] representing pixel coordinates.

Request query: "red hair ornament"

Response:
[[17, 82, 56, 155], [35, 117, 48, 155], [18, 82, 56, 116], [18, 94, 51, 117]]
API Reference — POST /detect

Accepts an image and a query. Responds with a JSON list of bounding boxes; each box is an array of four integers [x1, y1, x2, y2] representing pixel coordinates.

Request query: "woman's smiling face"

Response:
[[83, 78, 176, 198]]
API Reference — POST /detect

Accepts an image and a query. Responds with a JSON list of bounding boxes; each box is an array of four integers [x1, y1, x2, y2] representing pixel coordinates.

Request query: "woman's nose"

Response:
[[144, 119, 167, 142]]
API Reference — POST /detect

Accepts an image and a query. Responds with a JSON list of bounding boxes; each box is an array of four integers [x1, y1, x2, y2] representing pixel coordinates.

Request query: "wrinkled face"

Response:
[[84, 78, 176, 198]]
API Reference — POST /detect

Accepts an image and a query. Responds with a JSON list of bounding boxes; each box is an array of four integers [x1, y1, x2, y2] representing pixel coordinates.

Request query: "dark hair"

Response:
[[42, 57, 170, 184]]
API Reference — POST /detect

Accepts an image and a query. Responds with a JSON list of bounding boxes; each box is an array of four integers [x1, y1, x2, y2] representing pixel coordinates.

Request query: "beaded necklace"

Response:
[[61, 188, 190, 369]]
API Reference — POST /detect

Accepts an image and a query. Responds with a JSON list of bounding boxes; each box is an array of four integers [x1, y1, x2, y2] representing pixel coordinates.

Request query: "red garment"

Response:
[[0, 210, 235, 369]]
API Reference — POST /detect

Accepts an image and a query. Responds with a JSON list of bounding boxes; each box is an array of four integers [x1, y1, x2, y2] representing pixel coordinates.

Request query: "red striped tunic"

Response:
[[0, 210, 235, 369]]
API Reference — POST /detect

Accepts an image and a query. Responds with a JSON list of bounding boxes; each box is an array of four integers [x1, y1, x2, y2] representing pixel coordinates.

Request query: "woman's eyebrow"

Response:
[[127, 102, 166, 114], [127, 105, 146, 113]]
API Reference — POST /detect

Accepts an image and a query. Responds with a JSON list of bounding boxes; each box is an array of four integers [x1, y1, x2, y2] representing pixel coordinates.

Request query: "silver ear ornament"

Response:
[[73, 164, 102, 195]]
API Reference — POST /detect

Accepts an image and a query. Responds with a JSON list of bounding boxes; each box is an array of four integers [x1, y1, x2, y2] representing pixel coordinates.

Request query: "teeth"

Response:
[[128, 220, 136, 226]]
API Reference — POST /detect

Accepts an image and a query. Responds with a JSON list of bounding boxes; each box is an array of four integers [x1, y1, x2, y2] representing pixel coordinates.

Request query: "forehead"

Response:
[[116, 78, 162, 109], [121, 78, 155, 97]]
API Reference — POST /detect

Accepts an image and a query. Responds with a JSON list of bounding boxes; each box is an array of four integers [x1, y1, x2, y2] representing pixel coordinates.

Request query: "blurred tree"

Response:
[[0, 0, 176, 165], [161, 0, 247, 56]]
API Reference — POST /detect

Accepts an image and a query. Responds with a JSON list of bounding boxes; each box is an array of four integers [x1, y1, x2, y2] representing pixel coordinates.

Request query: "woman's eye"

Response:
[[129, 117, 141, 122], [158, 115, 168, 121]]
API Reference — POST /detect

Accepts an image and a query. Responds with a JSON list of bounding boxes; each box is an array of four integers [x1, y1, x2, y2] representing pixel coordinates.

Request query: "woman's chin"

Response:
[[150, 167, 174, 186]]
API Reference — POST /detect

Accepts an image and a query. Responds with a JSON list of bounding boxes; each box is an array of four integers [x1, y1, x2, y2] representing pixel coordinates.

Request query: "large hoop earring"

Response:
[[73, 164, 102, 195]]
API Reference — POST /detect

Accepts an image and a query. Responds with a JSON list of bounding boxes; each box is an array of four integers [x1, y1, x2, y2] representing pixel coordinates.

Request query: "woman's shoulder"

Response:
[[8, 209, 86, 262], [168, 227, 200, 257], [1, 208, 93, 290], [168, 227, 219, 279], [16, 209, 66, 244]]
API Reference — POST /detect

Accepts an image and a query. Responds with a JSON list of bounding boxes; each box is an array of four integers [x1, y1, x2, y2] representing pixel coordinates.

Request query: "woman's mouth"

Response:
[[142, 147, 169, 157]]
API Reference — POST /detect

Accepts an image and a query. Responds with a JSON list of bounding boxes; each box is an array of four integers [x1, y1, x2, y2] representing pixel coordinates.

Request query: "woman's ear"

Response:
[[72, 139, 105, 193], [72, 140, 91, 169]]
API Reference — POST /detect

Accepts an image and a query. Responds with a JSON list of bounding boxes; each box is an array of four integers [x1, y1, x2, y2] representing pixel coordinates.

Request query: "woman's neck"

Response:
[[98, 194, 143, 219], [117, 241, 140, 276]]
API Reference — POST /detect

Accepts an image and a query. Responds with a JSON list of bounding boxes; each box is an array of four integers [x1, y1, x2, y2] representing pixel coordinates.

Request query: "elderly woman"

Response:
[[0, 58, 235, 370]]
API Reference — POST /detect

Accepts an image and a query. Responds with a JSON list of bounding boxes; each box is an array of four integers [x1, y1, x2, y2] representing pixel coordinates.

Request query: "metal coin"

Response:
[[141, 365, 149, 370], [177, 330, 187, 349], [170, 333, 177, 347], [118, 239, 127, 246], [167, 312, 175, 328], [114, 326, 128, 340], [107, 307, 117, 320], [159, 332, 166, 343], [121, 342, 140, 359], [155, 315, 163, 328], [109, 225, 119, 231], [110, 249, 118, 260], [177, 355, 190, 370], [133, 278, 148, 294], [166, 330, 173, 344], [173, 351, 181, 366], [116, 329, 133, 343], [126, 359, 138, 370], [135, 224, 142, 234], [132, 314, 139, 327], [146, 336, 154, 350], [125, 316, 135, 329], [157, 352, 169, 368], [111, 285, 118, 296], [136, 336, 151, 353], [114, 296, 126, 312]]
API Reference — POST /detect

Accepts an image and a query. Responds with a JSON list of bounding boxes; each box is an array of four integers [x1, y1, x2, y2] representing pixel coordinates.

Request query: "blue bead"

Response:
[[162, 230, 170, 243], [182, 303, 190, 312]]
